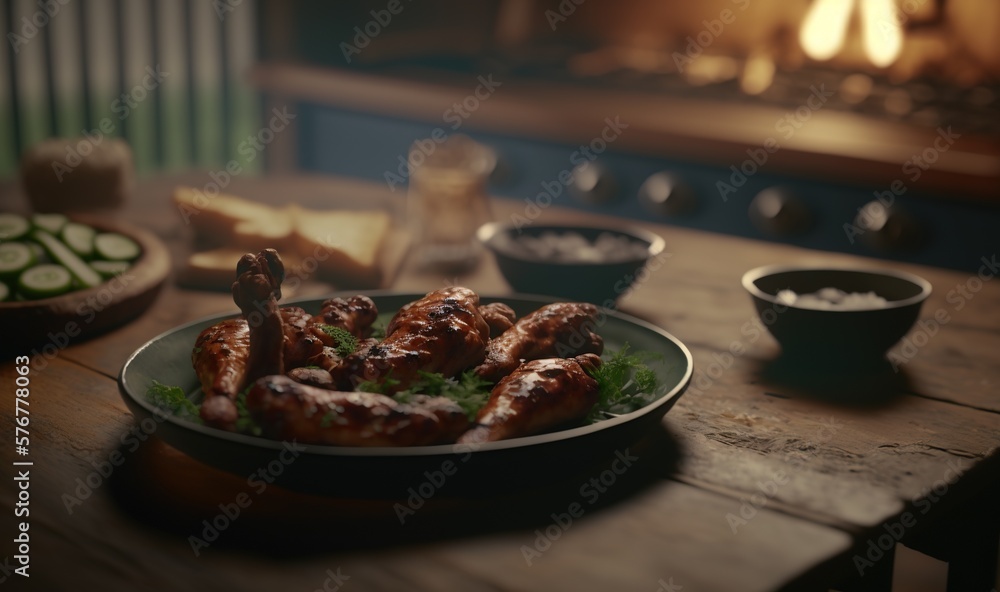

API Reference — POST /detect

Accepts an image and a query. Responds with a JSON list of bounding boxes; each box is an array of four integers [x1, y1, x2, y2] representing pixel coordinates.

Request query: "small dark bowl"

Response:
[[742, 265, 932, 362], [478, 222, 666, 305]]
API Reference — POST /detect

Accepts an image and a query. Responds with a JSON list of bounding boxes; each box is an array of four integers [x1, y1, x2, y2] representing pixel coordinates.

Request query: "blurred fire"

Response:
[[799, 0, 903, 67]]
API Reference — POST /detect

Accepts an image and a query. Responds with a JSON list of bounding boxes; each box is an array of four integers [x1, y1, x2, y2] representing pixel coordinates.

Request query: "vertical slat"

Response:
[[77, 0, 94, 132], [149, 0, 164, 166], [190, 0, 223, 167], [87, 0, 118, 139], [2, 0, 23, 161], [113, 0, 128, 141], [0, 2, 15, 176], [120, 0, 155, 172], [218, 7, 233, 164], [12, 0, 48, 150], [228, 0, 262, 173], [182, 0, 199, 165], [50, 0, 83, 138], [156, 0, 189, 170], [40, 9, 59, 136]]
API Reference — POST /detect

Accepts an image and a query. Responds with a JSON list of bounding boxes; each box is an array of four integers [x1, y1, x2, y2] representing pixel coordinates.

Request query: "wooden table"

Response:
[[2, 174, 998, 592]]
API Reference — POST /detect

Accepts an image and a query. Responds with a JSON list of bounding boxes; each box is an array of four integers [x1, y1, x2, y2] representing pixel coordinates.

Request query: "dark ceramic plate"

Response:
[[118, 292, 692, 497]]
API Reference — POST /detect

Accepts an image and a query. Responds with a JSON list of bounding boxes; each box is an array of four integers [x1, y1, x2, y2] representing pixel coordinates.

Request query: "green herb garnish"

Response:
[[394, 370, 492, 420], [587, 344, 663, 421], [356, 372, 401, 394], [318, 324, 359, 357], [234, 389, 262, 436], [146, 380, 201, 422], [357, 369, 491, 421]]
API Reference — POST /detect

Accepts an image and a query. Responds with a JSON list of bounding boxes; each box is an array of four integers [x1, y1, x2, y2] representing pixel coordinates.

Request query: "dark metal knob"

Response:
[[748, 188, 812, 236], [569, 161, 617, 204], [638, 172, 697, 217], [853, 201, 923, 251]]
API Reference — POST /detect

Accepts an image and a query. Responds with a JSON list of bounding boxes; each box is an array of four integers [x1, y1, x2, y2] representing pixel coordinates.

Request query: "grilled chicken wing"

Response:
[[337, 287, 490, 391], [475, 302, 603, 382], [284, 296, 380, 370], [458, 353, 602, 443], [308, 295, 379, 338], [480, 302, 517, 337], [283, 295, 380, 370], [247, 375, 470, 446]]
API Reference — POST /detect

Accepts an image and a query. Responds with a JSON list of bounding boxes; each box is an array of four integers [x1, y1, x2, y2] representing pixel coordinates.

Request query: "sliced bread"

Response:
[[172, 187, 294, 251], [289, 205, 390, 288]]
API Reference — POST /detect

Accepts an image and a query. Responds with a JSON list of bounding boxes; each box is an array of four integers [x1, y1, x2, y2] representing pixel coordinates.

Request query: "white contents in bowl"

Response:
[[776, 287, 889, 310], [497, 231, 649, 263]]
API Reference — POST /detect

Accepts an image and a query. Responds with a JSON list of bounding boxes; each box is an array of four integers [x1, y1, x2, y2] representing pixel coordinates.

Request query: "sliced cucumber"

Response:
[[62, 222, 96, 259], [94, 232, 141, 261], [0, 214, 30, 241], [17, 264, 73, 299], [31, 230, 103, 288], [32, 212, 69, 235], [90, 260, 130, 279], [0, 281, 8, 302], [0, 242, 37, 281]]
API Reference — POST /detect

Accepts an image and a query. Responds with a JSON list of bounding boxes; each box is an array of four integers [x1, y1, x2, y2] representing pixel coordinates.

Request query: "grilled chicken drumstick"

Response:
[[247, 375, 470, 446], [193, 319, 250, 428], [475, 302, 604, 382], [458, 353, 602, 443], [194, 249, 284, 429], [232, 248, 286, 381]]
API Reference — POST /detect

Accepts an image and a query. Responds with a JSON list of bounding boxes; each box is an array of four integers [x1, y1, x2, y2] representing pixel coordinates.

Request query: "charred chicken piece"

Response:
[[284, 296, 380, 370], [282, 295, 379, 371], [192, 318, 249, 429], [287, 366, 335, 389], [247, 375, 470, 446], [308, 295, 379, 339], [475, 302, 603, 382], [337, 287, 490, 391], [280, 306, 325, 369], [479, 302, 517, 337], [458, 353, 602, 444], [232, 249, 286, 383]]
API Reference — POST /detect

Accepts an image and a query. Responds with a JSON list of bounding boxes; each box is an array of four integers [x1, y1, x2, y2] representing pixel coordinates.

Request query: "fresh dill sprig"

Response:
[[146, 381, 201, 422], [587, 343, 664, 422]]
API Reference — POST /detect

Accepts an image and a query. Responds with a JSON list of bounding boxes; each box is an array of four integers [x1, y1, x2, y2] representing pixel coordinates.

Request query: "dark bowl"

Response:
[[477, 222, 666, 305], [742, 265, 932, 362]]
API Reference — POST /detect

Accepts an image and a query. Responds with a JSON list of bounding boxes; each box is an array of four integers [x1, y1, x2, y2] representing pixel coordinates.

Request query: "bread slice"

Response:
[[177, 247, 305, 291], [289, 205, 390, 288], [172, 186, 294, 251]]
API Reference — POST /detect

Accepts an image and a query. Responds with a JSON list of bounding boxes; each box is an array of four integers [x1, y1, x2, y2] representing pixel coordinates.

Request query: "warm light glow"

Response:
[[861, 0, 903, 67], [799, 0, 854, 61]]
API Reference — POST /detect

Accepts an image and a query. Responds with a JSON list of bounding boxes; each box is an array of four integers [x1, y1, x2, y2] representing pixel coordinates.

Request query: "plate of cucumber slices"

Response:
[[0, 212, 170, 356]]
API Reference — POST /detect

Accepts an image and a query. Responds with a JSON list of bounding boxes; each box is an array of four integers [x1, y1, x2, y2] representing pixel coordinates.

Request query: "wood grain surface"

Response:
[[1, 173, 998, 592]]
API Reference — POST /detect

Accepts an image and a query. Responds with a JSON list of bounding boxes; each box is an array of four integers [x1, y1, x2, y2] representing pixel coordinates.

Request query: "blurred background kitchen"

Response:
[[3, 0, 999, 274]]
